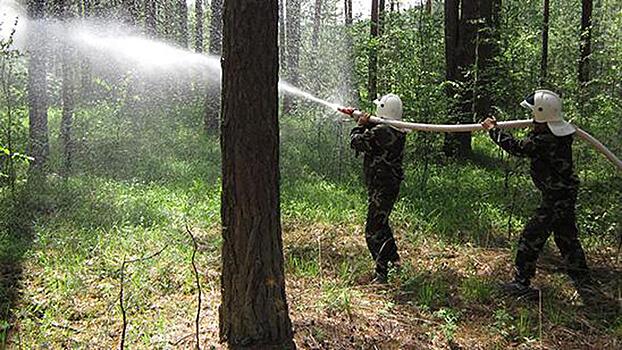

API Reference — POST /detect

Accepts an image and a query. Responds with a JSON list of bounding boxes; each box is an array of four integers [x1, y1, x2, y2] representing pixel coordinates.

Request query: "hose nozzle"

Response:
[[337, 106, 356, 116]]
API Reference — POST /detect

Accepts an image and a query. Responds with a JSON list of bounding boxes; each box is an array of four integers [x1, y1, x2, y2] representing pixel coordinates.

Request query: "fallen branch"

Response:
[[186, 222, 202, 350], [118, 245, 169, 350]]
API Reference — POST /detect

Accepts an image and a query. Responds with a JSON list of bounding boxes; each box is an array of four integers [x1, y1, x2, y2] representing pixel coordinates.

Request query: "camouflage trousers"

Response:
[[365, 183, 401, 276], [514, 191, 589, 285]]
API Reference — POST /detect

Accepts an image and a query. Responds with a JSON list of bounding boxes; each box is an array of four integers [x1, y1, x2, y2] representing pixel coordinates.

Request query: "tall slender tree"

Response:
[[27, 0, 49, 174], [443, 0, 497, 158], [368, 0, 379, 101], [220, 0, 295, 348], [283, 0, 301, 113], [279, 0, 286, 66], [54, 0, 75, 175], [209, 0, 224, 55], [540, 0, 550, 86], [204, 0, 224, 131], [144, 0, 157, 36], [345, 0, 352, 25], [178, 0, 189, 47], [195, 0, 204, 52], [578, 0, 593, 90]]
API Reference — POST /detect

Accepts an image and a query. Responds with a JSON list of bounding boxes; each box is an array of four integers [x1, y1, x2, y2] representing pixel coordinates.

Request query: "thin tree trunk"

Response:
[[368, 0, 379, 101], [178, 0, 188, 47], [345, 0, 352, 25], [56, 0, 75, 176], [311, 0, 323, 93], [578, 0, 592, 89], [195, 0, 203, 52], [145, 0, 157, 36], [204, 0, 224, 132], [379, 0, 385, 35], [279, 0, 286, 66], [209, 0, 224, 55], [27, 0, 49, 174], [443, 0, 478, 158], [540, 0, 549, 86], [283, 0, 301, 113], [220, 0, 294, 348]]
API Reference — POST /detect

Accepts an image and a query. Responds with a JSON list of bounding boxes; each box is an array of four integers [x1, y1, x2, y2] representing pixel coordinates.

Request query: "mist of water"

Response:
[[0, 0, 341, 113]]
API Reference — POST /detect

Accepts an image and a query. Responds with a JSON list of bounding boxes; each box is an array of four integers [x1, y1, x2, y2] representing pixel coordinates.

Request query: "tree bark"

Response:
[[27, 0, 49, 174], [204, 0, 224, 132], [540, 0, 549, 86], [195, 0, 204, 52], [283, 0, 301, 113], [368, 0, 379, 101], [220, 0, 295, 348]]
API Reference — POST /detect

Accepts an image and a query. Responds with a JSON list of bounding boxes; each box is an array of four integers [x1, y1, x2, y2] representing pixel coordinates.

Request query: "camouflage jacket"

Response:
[[489, 127, 579, 194], [350, 124, 406, 187]]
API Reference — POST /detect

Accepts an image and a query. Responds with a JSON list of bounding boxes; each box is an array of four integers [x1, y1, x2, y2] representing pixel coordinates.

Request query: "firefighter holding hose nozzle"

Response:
[[482, 90, 600, 301], [346, 94, 406, 284]]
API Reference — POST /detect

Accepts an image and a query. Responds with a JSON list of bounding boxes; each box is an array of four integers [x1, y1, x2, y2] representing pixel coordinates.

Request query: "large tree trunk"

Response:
[[443, 0, 494, 158], [27, 0, 49, 174], [195, 0, 203, 52], [368, 0, 379, 101], [204, 0, 224, 132], [540, 0, 549, 86], [283, 0, 301, 113], [144, 0, 157, 36], [219, 0, 295, 348]]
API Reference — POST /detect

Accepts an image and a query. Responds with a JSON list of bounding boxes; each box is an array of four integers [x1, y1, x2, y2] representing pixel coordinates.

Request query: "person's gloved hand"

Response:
[[358, 113, 371, 126], [481, 116, 497, 130], [338, 107, 356, 116]]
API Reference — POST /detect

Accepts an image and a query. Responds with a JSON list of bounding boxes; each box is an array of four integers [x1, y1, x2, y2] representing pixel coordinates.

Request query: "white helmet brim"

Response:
[[520, 100, 534, 110], [547, 120, 576, 137]]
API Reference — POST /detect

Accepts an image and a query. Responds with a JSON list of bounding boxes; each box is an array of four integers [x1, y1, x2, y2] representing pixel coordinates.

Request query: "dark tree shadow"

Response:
[[0, 193, 35, 349]]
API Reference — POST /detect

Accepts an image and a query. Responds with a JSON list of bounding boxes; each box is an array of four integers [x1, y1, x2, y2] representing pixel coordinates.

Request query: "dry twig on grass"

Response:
[[185, 222, 203, 350], [118, 244, 169, 350]]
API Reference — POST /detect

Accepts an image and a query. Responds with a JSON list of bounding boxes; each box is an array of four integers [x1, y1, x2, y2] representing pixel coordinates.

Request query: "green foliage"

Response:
[[459, 276, 496, 304], [434, 307, 461, 343]]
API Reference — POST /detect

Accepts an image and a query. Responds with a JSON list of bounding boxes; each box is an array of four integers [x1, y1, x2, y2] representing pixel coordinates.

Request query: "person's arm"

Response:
[[489, 128, 538, 158], [350, 125, 375, 153], [350, 113, 376, 153], [482, 117, 538, 158]]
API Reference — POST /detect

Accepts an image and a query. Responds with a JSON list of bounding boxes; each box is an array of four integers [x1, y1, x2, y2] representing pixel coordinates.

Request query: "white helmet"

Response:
[[374, 94, 403, 121], [520, 89, 575, 136]]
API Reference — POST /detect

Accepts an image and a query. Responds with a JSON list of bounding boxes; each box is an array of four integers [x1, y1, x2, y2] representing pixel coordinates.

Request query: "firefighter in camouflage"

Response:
[[482, 90, 591, 297], [350, 94, 406, 284]]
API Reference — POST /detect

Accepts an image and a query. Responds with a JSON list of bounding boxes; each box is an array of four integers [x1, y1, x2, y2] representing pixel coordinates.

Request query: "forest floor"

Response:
[[2, 211, 620, 349]]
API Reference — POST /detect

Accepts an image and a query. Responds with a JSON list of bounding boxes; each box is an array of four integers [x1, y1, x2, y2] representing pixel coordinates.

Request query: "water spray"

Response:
[[337, 107, 622, 172]]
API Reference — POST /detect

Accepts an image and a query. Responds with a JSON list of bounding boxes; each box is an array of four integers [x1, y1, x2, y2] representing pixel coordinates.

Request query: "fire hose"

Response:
[[338, 108, 622, 172]]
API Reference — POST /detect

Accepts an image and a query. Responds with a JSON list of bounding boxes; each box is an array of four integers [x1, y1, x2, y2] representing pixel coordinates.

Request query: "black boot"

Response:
[[501, 279, 539, 299]]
